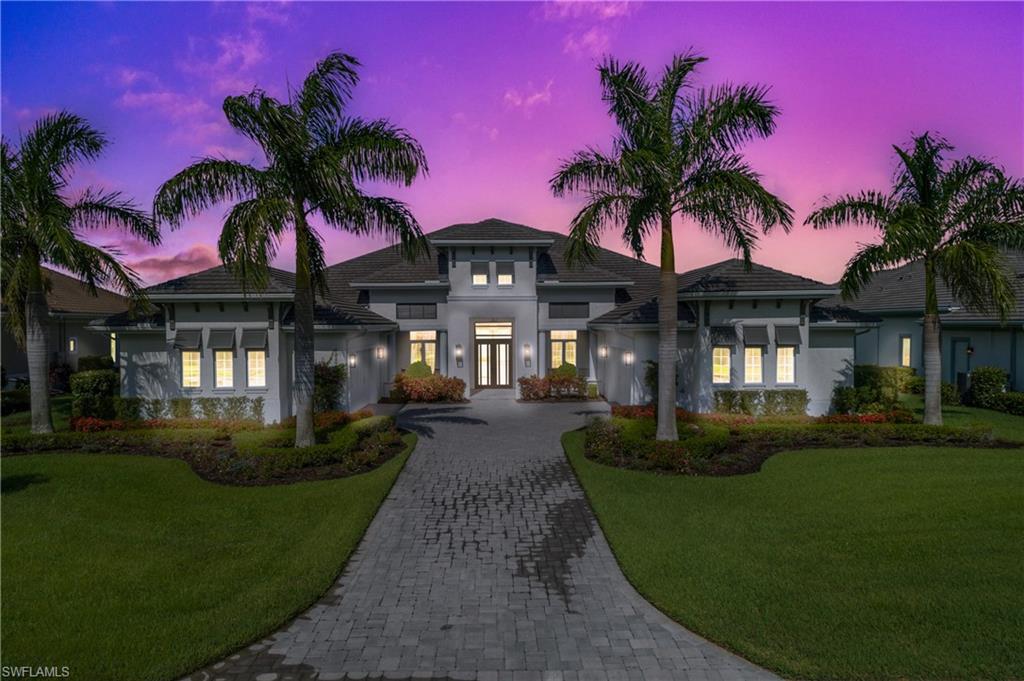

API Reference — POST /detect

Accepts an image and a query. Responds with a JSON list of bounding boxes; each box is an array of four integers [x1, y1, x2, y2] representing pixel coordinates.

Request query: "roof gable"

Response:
[[146, 266, 295, 298], [31, 268, 128, 315], [677, 259, 837, 295]]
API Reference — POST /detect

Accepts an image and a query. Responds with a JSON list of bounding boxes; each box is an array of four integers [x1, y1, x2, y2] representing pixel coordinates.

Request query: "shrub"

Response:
[[1, 389, 31, 416], [715, 389, 808, 416], [517, 370, 585, 400], [391, 373, 466, 402], [223, 396, 250, 421], [991, 391, 1024, 416], [71, 416, 127, 432], [49, 361, 73, 393], [70, 370, 119, 419], [145, 398, 168, 420], [854, 365, 916, 401], [250, 396, 265, 423], [405, 361, 432, 378], [113, 396, 145, 422], [966, 366, 1007, 408], [832, 385, 897, 414], [197, 397, 222, 420], [518, 375, 549, 401], [170, 397, 194, 419], [313, 360, 347, 412], [643, 360, 658, 404], [586, 382, 599, 399], [907, 375, 961, 404], [77, 355, 115, 372], [816, 408, 914, 424]]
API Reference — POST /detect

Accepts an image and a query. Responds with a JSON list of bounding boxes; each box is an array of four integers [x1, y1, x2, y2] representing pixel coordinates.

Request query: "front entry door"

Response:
[[474, 321, 513, 389]]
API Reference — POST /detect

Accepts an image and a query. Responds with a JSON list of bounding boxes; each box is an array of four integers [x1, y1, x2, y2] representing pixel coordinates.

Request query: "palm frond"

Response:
[[17, 111, 106, 189], [218, 196, 291, 291], [71, 189, 159, 244], [296, 52, 361, 130], [153, 158, 267, 227], [805, 190, 895, 230], [312, 117, 427, 186], [934, 241, 1015, 321], [550, 148, 626, 197], [838, 242, 903, 300], [682, 155, 794, 237], [598, 57, 654, 144], [319, 193, 428, 262], [655, 51, 706, 121], [684, 83, 779, 157], [564, 191, 639, 264]]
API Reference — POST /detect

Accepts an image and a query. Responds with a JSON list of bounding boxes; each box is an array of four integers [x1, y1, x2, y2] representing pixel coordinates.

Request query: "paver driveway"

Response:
[[185, 398, 777, 681]]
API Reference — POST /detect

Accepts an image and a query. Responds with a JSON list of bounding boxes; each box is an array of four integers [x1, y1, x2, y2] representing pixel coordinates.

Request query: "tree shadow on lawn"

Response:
[[1, 473, 50, 495]]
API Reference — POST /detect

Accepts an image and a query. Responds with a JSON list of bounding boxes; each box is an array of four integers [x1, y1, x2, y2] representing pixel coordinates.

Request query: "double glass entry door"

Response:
[[474, 322, 512, 388]]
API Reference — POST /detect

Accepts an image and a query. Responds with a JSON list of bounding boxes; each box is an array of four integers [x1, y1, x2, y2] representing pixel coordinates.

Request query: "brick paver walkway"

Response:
[[184, 398, 777, 681]]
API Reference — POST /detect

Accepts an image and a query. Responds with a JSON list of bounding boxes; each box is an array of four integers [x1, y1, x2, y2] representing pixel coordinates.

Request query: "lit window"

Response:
[[497, 262, 514, 286], [471, 262, 489, 286], [550, 330, 577, 369], [900, 336, 912, 367], [182, 351, 201, 388], [409, 330, 437, 372], [109, 333, 117, 365], [247, 350, 266, 388], [68, 337, 77, 353], [776, 346, 795, 384], [215, 350, 233, 388], [712, 346, 730, 384], [744, 347, 763, 384]]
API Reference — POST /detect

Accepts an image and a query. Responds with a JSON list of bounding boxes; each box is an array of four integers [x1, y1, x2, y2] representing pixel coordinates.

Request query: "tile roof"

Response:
[[21, 268, 129, 316], [826, 250, 1024, 323], [810, 305, 881, 324], [677, 259, 838, 294], [146, 266, 296, 296], [282, 302, 395, 327], [427, 218, 557, 242], [590, 298, 697, 325]]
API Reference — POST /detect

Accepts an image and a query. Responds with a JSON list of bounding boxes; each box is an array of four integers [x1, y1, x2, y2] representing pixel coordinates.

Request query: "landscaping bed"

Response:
[[584, 404, 1020, 476], [2, 411, 410, 486]]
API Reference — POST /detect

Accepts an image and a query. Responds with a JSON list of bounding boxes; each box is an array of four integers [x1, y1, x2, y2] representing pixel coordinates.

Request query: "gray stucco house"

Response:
[[88, 219, 1022, 421]]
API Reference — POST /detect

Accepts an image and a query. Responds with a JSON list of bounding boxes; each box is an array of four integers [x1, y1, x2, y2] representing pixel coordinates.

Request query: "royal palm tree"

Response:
[[551, 53, 793, 440], [1, 112, 158, 433], [806, 133, 1024, 425], [154, 52, 428, 447]]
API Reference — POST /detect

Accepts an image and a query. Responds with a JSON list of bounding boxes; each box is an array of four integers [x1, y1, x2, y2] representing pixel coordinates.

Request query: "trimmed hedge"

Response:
[[390, 373, 466, 402], [991, 391, 1024, 416], [111, 396, 265, 424], [714, 389, 809, 416], [966, 366, 1007, 409], [906, 376, 960, 405], [77, 355, 115, 372], [405, 361, 432, 379], [70, 370, 119, 419], [854, 365, 916, 401], [313, 360, 347, 412]]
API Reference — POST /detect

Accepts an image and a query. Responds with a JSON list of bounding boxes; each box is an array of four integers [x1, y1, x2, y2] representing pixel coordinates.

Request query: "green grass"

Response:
[[565, 431, 1024, 680], [2, 394, 73, 433], [900, 393, 1024, 441], [1, 433, 415, 681]]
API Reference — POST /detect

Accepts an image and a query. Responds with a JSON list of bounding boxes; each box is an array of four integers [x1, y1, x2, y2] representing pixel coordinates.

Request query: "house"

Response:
[[1, 267, 126, 383], [831, 251, 1024, 391], [92, 218, 883, 420]]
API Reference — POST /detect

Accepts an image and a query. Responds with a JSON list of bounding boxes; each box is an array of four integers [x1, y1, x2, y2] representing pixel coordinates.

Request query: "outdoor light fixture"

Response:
[[623, 351, 634, 365], [455, 343, 464, 368], [375, 345, 386, 360], [598, 345, 608, 359], [523, 342, 532, 367], [348, 353, 357, 368], [967, 346, 975, 357]]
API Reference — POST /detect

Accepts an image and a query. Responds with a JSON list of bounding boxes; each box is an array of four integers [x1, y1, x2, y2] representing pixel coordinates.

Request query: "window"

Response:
[[68, 337, 77, 353], [900, 336, 912, 367], [396, 303, 437, 319], [109, 333, 117, 365], [496, 262, 514, 286], [776, 346, 795, 384], [549, 302, 589, 319], [471, 262, 489, 286], [181, 350, 201, 388], [744, 347, 763, 384], [409, 330, 437, 372], [247, 350, 266, 388], [550, 330, 577, 369], [712, 346, 730, 384], [215, 350, 234, 388]]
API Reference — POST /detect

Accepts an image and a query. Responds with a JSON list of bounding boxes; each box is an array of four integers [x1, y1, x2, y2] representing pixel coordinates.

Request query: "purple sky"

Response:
[[2, 1, 1021, 285]]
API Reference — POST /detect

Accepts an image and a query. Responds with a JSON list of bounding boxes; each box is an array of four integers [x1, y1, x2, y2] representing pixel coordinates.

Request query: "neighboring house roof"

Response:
[[1, 267, 130, 316], [811, 304, 881, 325], [824, 250, 1024, 323], [146, 265, 296, 298], [590, 298, 697, 326], [677, 259, 839, 296]]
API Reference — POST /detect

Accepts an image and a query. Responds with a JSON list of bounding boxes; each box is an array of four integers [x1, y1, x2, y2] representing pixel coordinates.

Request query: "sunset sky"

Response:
[[2, 1, 1021, 285]]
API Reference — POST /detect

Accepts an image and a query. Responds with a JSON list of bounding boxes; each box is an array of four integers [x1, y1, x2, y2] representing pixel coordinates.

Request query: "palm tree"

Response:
[[551, 53, 793, 440], [806, 133, 1024, 425], [1, 112, 158, 433], [154, 52, 428, 447]]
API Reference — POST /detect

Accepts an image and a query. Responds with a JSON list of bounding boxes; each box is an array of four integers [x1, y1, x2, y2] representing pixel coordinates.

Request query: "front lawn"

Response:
[[566, 431, 1024, 680], [1, 433, 414, 681], [900, 393, 1024, 441]]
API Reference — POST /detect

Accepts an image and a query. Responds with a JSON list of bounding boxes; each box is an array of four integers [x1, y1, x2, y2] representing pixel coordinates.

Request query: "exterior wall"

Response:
[[854, 314, 920, 371], [806, 329, 856, 414], [2, 315, 112, 381], [309, 330, 390, 411]]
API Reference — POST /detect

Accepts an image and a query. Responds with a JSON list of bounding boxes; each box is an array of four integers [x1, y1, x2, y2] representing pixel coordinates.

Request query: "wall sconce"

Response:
[[966, 346, 975, 357], [598, 345, 608, 359], [523, 343, 532, 368], [454, 343, 464, 368], [375, 345, 386, 361], [623, 351, 634, 366], [348, 353, 357, 368]]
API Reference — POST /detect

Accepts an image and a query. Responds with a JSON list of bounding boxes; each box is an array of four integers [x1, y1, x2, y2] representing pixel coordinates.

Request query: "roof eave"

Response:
[[537, 280, 633, 288], [347, 282, 450, 289], [430, 238, 554, 246], [147, 293, 294, 302], [678, 288, 840, 299]]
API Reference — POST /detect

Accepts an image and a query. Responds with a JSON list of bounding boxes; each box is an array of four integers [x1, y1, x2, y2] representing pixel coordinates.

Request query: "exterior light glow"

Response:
[[598, 345, 608, 359], [523, 342, 532, 367], [348, 353, 357, 368], [455, 343, 464, 368], [623, 351, 634, 365], [375, 345, 386, 360]]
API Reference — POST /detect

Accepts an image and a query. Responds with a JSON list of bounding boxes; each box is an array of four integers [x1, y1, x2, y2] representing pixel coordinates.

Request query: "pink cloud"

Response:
[[503, 80, 554, 116], [129, 244, 221, 284], [563, 27, 610, 58], [542, 1, 638, 22], [178, 30, 267, 96]]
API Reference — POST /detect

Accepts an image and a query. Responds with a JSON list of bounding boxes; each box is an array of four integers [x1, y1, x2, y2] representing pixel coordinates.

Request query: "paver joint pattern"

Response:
[[183, 398, 778, 681]]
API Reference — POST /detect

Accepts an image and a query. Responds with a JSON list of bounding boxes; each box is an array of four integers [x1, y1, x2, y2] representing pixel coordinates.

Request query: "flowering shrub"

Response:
[[278, 409, 373, 430], [517, 373, 587, 400], [610, 405, 699, 422], [391, 373, 466, 402], [518, 375, 549, 401], [815, 409, 914, 425], [70, 416, 127, 432]]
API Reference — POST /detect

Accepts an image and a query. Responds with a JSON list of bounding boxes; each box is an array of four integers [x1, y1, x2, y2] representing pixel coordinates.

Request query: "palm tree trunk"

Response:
[[656, 210, 678, 441], [922, 260, 943, 426], [293, 213, 316, 448], [26, 263, 54, 434]]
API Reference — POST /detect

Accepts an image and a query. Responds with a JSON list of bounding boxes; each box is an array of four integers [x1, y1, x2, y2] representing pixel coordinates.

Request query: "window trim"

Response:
[[181, 350, 201, 388], [899, 334, 912, 368], [471, 262, 489, 287], [744, 346, 763, 385], [246, 349, 267, 388], [409, 330, 438, 372], [776, 345, 796, 385], [396, 303, 437, 320], [712, 345, 731, 384], [496, 261, 515, 287], [214, 349, 234, 389], [550, 330, 578, 370]]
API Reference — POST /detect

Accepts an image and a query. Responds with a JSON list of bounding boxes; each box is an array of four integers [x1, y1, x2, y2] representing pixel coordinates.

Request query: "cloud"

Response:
[[128, 244, 221, 284], [503, 80, 554, 116], [178, 30, 267, 96], [246, 1, 293, 25], [563, 27, 611, 58], [104, 66, 159, 88], [451, 112, 499, 141], [542, 1, 638, 22]]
